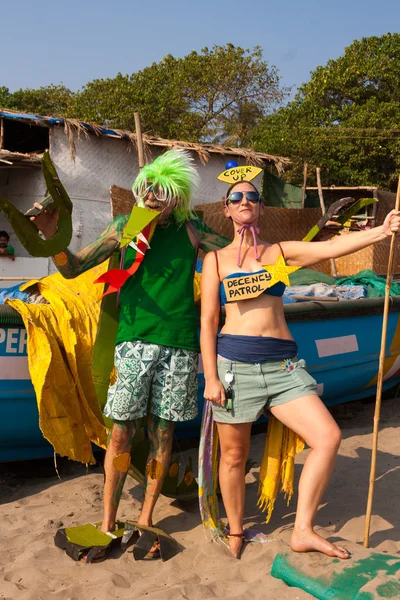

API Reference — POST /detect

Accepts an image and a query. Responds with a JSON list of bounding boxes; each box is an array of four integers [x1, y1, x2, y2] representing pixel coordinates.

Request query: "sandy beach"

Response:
[[1, 395, 399, 600]]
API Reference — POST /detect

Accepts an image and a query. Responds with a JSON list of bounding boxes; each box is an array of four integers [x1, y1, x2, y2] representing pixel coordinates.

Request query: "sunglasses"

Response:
[[227, 191, 261, 205], [143, 184, 169, 202]]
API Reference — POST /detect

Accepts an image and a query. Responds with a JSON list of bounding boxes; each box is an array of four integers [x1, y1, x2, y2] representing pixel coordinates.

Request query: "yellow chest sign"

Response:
[[223, 271, 272, 301]]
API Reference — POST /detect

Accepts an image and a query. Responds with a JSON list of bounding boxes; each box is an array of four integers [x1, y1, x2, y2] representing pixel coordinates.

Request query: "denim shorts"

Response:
[[212, 356, 318, 424]]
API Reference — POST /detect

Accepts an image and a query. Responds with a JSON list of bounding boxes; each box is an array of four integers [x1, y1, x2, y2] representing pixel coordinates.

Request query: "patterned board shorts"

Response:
[[104, 340, 199, 422]]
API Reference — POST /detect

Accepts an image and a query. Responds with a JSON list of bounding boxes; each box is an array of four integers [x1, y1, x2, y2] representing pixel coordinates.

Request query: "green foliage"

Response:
[[0, 86, 12, 107], [2, 45, 285, 144], [0, 84, 76, 117], [254, 33, 400, 190]]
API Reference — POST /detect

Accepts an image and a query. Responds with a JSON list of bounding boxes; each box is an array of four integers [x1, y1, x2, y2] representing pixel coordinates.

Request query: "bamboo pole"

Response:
[[363, 174, 400, 548], [301, 162, 308, 208], [134, 112, 145, 169], [316, 167, 338, 277], [0, 276, 38, 281]]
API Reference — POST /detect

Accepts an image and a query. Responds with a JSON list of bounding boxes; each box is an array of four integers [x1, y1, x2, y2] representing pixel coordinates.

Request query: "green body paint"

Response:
[[192, 219, 231, 253], [142, 416, 174, 502], [52, 214, 128, 279], [108, 420, 139, 511]]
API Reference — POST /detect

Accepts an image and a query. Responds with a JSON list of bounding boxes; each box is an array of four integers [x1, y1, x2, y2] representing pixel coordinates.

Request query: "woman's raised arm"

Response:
[[281, 210, 400, 268]]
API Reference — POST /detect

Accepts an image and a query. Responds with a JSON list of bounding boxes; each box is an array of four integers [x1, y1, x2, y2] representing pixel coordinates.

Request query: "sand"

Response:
[[1, 396, 399, 600]]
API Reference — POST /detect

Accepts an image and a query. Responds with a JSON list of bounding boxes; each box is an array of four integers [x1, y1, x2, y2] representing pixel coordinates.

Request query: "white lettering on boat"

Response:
[[0, 328, 28, 356]]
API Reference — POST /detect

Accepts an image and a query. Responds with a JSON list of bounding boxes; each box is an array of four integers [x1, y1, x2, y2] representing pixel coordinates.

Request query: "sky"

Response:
[[2, 0, 399, 102]]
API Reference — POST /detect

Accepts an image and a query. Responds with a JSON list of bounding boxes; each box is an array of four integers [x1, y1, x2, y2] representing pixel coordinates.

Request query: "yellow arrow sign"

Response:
[[217, 165, 262, 184], [120, 206, 160, 248]]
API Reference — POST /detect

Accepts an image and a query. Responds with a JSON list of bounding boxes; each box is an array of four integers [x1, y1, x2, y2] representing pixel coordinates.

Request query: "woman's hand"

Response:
[[382, 210, 400, 237], [204, 377, 226, 407], [30, 203, 60, 239]]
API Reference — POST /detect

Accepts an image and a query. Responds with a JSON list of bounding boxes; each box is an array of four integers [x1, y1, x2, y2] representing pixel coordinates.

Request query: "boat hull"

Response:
[[1, 296, 400, 461]]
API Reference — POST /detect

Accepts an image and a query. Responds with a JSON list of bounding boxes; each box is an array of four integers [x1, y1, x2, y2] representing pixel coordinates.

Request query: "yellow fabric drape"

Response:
[[258, 416, 305, 522], [7, 263, 109, 464]]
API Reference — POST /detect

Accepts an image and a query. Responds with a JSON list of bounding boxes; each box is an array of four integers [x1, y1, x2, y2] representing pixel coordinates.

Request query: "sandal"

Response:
[[135, 530, 161, 560], [126, 521, 182, 561], [82, 545, 109, 564], [227, 532, 245, 560], [54, 522, 124, 563]]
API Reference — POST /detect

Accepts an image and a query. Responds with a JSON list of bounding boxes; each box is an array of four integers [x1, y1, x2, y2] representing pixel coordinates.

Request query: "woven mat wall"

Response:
[[110, 185, 135, 218], [333, 190, 400, 276], [109, 190, 399, 276]]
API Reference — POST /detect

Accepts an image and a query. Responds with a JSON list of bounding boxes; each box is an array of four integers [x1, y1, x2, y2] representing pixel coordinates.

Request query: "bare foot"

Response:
[[291, 529, 350, 559], [228, 534, 245, 559], [81, 524, 116, 563]]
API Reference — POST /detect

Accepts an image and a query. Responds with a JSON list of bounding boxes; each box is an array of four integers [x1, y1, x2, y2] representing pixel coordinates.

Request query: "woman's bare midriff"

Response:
[[220, 294, 293, 340]]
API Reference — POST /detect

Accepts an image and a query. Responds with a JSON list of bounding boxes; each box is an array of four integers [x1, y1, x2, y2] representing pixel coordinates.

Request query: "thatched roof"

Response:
[[0, 108, 291, 173]]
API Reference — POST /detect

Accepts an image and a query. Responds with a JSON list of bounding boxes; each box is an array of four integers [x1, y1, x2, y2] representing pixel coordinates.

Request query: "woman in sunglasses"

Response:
[[200, 179, 400, 559]]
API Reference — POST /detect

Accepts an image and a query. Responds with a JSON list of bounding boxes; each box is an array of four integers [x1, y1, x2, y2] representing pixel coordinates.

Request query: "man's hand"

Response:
[[30, 203, 60, 239]]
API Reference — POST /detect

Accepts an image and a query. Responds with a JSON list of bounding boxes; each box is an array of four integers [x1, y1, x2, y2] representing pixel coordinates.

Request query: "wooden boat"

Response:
[[1, 295, 400, 461]]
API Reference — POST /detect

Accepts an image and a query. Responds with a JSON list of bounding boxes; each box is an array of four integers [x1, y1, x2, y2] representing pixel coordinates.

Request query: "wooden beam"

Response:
[[316, 167, 338, 276], [301, 162, 308, 208], [306, 186, 377, 191], [316, 168, 327, 213], [134, 112, 145, 169]]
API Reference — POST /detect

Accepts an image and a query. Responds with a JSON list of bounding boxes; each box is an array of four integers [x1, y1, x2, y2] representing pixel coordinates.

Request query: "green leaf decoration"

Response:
[[0, 151, 72, 257]]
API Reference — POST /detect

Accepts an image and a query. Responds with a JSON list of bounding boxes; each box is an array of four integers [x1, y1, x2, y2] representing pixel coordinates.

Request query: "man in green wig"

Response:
[[32, 149, 228, 561]]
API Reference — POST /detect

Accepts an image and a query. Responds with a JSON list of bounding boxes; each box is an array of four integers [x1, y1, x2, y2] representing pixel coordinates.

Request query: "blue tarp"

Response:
[[0, 284, 32, 304]]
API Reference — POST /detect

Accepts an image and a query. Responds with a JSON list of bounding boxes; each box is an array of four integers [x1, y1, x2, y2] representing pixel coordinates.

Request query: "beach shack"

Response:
[[0, 108, 290, 285]]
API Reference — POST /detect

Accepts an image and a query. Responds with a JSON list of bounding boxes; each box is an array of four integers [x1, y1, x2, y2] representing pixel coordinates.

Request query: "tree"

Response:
[[0, 84, 76, 116], [0, 86, 12, 107], [73, 60, 194, 139], [254, 33, 400, 189], [2, 46, 285, 144], [176, 45, 286, 144], [74, 45, 286, 143]]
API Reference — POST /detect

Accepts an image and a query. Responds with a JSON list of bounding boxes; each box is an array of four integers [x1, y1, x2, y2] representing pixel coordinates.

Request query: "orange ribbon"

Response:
[[94, 224, 152, 296]]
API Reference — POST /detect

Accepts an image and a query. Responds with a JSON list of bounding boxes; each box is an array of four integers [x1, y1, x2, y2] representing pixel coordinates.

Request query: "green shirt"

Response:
[[6, 245, 14, 255], [116, 221, 199, 351]]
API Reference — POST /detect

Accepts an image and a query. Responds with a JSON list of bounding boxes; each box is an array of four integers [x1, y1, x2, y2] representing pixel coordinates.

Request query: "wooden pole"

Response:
[[292, 295, 339, 302], [363, 174, 400, 548], [0, 276, 38, 281], [0, 118, 4, 150], [316, 167, 327, 213], [316, 167, 338, 276], [301, 162, 308, 209], [134, 112, 145, 169]]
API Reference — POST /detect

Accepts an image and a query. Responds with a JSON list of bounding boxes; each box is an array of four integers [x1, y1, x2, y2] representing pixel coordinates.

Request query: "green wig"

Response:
[[132, 149, 199, 221]]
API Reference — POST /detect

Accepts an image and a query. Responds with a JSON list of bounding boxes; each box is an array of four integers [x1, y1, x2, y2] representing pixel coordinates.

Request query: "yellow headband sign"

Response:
[[223, 271, 272, 302], [217, 165, 262, 184]]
